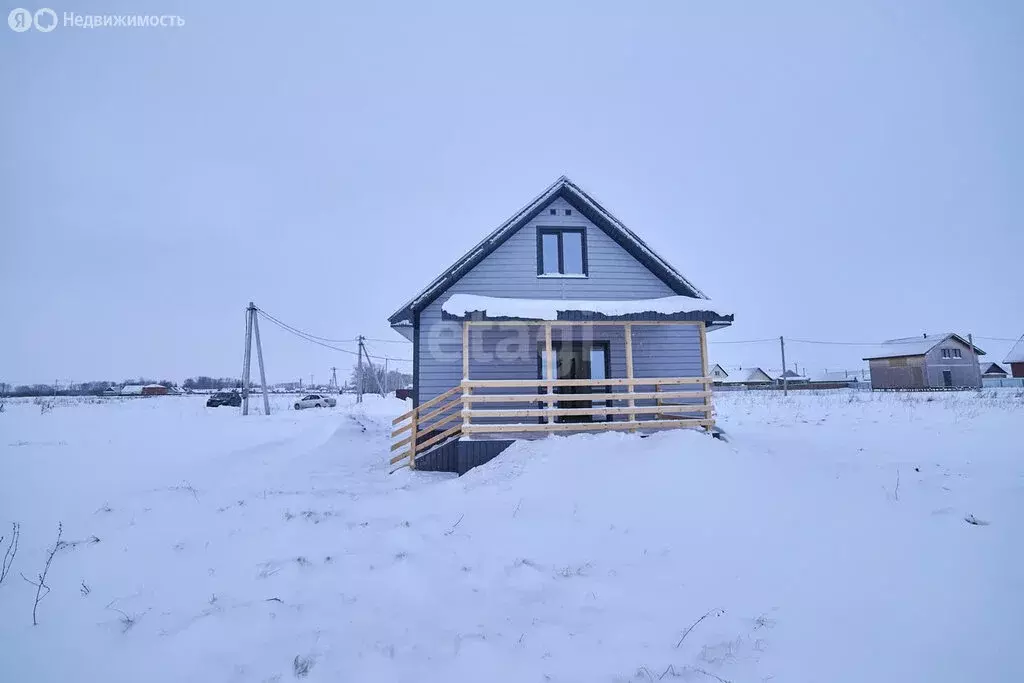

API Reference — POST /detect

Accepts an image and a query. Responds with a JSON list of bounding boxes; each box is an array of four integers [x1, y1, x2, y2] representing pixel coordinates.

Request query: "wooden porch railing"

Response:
[[389, 377, 714, 469]]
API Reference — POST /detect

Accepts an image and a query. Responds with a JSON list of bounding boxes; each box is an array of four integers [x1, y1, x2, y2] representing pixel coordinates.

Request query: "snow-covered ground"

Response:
[[1, 390, 1022, 682]]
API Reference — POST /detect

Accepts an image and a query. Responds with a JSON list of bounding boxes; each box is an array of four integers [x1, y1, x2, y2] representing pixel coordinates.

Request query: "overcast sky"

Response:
[[2, 0, 1021, 385]]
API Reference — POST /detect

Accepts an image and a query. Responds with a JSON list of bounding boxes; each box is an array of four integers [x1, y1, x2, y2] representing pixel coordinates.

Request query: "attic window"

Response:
[[564, 209, 572, 216], [537, 228, 587, 276], [549, 208, 557, 215]]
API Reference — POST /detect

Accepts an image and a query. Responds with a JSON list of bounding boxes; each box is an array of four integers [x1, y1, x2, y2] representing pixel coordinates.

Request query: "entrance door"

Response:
[[538, 342, 611, 422], [942, 370, 953, 388]]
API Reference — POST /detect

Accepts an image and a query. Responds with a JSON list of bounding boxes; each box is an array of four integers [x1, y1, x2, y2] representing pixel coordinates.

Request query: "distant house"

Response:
[[980, 362, 1008, 379], [807, 369, 868, 385], [121, 384, 169, 396], [714, 366, 774, 386], [1004, 335, 1024, 378], [774, 369, 809, 385], [862, 333, 985, 390], [708, 364, 730, 381]]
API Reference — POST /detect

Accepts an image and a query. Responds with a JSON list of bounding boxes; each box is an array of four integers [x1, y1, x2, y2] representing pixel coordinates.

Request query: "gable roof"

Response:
[[862, 333, 985, 360], [980, 362, 1008, 376], [776, 369, 809, 381], [1004, 335, 1024, 364], [718, 367, 773, 383], [388, 176, 709, 325]]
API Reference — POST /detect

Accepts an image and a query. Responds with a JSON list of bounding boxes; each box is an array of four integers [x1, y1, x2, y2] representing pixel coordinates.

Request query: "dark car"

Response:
[[206, 391, 241, 408]]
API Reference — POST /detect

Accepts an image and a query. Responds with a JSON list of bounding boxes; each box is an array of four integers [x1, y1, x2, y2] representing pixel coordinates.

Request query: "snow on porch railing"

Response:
[[389, 377, 714, 470]]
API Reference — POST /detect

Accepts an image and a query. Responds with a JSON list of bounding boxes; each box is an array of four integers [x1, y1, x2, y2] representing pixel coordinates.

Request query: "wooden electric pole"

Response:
[[252, 306, 270, 415], [968, 332, 979, 389], [241, 302, 270, 416], [356, 335, 364, 403], [242, 303, 254, 415], [780, 335, 788, 397]]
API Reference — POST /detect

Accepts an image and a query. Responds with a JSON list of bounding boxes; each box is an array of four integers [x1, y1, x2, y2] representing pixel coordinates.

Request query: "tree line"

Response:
[[0, 377, 239, 397], [0, 369, 411, 398]]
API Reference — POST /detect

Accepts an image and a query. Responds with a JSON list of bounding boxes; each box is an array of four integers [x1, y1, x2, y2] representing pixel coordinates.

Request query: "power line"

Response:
[[257, 312, 361, 356], [787, 338, 885, 346], [361, 337, 411, 344], [707, 338, 777, 344], [255, 307, 361, 345], [255, 308, 412, 363]]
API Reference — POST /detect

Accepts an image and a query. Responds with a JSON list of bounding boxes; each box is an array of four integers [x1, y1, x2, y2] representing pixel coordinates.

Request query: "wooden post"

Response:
[[698, 321, 711, 432], [462, 321, 472, 433], [409, 410, 418, 470], [544, 322, 554, 424], [624, 322, 635, 425]]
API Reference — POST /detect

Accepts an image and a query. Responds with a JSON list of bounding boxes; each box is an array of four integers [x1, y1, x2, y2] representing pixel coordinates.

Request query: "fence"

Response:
[[390, 376, 714, 468]]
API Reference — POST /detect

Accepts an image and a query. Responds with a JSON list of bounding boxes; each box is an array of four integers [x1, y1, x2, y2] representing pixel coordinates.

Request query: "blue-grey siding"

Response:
[[416, 196, 705, 424]]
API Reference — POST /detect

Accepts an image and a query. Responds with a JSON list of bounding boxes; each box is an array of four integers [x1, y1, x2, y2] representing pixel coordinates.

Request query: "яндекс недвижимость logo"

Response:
[[8, 8, 57, 32], [7, 8, 184, 32]]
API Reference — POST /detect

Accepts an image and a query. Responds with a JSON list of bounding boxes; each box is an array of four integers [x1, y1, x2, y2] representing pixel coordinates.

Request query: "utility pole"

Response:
[[241, 302, 254, 415], [356, 335, 364, 403], [384, 357, 389, 395], [330, 366, 338, 392], [252, 306, 270, 415], [968, 332, 979, 389], [779, 335, 788, 397]]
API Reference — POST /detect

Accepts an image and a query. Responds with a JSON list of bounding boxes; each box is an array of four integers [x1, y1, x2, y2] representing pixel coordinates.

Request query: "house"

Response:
[[774, 369, 809, 385], [387, 176, 734, 474], [862, 333, 985, 390], [807, 369, 868, 385], [708, 363, 729, 381], [712, 366, 774, 387], [980, 362, 1008, 379], [120, 384, 169, 396], [1004, 335, 1024, 378]]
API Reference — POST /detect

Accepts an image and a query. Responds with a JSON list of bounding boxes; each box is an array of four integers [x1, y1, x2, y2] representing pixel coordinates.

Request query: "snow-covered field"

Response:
[[1, 390, 1022, 682]]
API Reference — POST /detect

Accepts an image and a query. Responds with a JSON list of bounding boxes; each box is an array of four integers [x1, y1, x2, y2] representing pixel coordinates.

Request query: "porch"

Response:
[[390, 318, 715, 472]]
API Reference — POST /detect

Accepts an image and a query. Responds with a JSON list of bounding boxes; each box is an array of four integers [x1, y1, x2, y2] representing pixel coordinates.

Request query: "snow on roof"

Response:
[[776, 370, 809, 381], [388, 176, 710, 324], [862, 333, 985, 360], [441, 294, 730, 320], [980, 362, 1008, 376], [806, 369, 867, 383], [1004, 335, 1024, 364], [717, 367, 773, 383]]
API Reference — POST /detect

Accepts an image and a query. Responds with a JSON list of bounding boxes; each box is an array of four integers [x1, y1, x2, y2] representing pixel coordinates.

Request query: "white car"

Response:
[[293, 394, 337, 410]]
